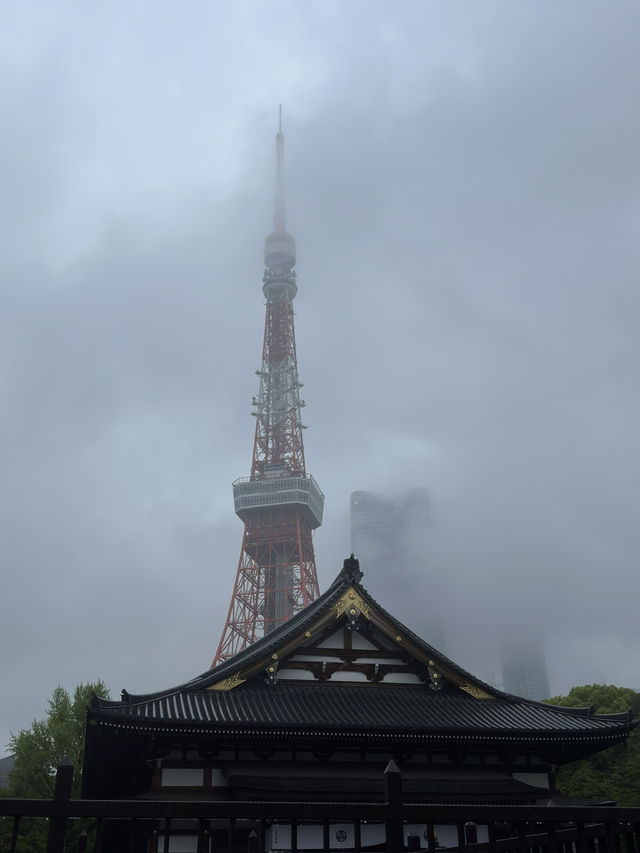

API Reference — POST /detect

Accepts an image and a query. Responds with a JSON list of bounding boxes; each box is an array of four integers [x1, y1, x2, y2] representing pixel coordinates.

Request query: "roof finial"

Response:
[[274, 106, 285, 233], [341, 554, 363, 583]]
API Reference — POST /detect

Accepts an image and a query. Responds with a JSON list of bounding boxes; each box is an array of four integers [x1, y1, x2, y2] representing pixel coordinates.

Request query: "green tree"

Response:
[[1, 681, 109, 852], [8, 681, 109, 799], [546, 684, 640, 806]]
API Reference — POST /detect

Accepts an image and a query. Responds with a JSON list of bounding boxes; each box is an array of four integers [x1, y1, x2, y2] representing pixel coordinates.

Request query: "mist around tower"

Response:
[[1, 3, 639, 757]]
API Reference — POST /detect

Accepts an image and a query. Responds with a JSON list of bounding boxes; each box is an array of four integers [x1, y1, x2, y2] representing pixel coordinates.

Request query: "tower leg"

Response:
[[212, 507, 320, 667]]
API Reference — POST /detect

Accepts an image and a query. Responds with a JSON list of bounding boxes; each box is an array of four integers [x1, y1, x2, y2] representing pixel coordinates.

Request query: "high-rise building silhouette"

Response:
[[501, 640, 550, 701], [350, 488, 446, 649], [350, 489, 430, 581], [212, 115, 323, 667]]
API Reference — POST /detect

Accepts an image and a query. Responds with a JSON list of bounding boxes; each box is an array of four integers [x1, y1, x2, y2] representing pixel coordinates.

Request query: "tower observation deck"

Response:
[[212, 114, 324, 667]]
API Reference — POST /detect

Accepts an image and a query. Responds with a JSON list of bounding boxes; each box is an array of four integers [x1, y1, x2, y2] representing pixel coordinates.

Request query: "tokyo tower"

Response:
[[212, 113, 324, 667]]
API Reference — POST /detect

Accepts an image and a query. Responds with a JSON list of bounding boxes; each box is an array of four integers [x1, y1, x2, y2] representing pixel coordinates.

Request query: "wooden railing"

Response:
[[1, 760, 640, 853]]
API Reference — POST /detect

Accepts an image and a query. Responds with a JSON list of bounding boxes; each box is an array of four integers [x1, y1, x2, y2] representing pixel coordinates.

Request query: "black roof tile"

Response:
[[92, 682, 633, 739]]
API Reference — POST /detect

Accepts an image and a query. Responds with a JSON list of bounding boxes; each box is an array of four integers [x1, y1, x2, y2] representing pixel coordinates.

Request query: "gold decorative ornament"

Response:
[[459, 681, 494, 700], [336, 588, 370, 619], [272, 653, 278, 660], [395, 635, 402, 642], [209, 673, 245, 691]]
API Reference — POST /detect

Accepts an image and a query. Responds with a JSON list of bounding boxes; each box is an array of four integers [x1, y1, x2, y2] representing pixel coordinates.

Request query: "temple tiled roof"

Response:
[[92, 681, 632, 742]]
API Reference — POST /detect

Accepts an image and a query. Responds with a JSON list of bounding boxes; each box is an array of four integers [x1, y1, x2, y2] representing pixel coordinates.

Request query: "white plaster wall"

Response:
[[512, 771, 549, 789], [161, 768, 204, 787]]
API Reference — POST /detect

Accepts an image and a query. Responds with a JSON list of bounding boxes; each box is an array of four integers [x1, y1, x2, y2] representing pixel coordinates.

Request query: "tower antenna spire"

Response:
[[275, 105, 285, 233]]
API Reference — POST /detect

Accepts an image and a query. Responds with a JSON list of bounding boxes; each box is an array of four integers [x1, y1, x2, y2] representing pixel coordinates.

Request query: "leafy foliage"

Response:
[[7, 681, 109, 799], [0, 681, 109, 852], [546, 684, 640, 805]]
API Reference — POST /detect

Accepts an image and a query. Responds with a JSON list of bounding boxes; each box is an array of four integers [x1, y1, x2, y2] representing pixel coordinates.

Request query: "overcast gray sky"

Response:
[[2, 1, 639, 755]]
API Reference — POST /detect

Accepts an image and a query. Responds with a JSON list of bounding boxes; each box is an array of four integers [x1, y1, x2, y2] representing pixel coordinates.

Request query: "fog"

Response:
[[1, 1, 639, 754]]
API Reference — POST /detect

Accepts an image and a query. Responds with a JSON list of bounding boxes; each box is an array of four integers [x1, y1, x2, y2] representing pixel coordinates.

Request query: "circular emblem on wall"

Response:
[[336, 830, 348, 843]]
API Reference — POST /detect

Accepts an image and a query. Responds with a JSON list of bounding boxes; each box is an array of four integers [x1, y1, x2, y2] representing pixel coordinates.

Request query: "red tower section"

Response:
[[212, 120, 323, 667]]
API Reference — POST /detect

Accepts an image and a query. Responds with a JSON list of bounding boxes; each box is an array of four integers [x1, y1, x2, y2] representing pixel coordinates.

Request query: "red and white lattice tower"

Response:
[[212, 115, 324, 667]]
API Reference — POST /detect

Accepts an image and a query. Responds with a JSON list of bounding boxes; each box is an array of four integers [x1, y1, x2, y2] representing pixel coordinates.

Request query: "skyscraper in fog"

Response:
[[350, 488, 445, 649], [350, 488, 430, 578], [501, 640, 550, 702]]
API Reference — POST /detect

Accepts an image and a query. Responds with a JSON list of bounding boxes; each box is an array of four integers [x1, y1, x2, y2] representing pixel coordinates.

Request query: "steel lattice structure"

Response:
[[212, 116, 323, 667]]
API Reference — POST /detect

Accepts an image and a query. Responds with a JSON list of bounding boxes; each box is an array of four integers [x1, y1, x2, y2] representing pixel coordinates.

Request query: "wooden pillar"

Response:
[[323, 819, 330, 853], [384, 759, 404, 853], [47, 757, 73, 853], [10, 816, 20, 853]]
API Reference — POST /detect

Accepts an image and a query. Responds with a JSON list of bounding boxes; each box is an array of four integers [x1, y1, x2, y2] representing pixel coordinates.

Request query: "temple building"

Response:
[[83, 557, 633, 813]]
